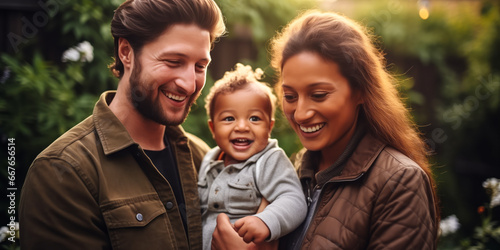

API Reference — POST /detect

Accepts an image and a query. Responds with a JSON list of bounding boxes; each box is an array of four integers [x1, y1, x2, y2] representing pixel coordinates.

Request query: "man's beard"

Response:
[[128, 60, 197, 126]]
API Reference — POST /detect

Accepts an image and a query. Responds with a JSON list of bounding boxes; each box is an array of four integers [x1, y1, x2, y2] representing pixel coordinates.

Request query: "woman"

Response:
[[212, 10, 439, 250]]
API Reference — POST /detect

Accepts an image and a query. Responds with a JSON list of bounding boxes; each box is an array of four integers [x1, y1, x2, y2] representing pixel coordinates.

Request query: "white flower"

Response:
[[61, 41, 94, 63], [62, 48, 80, 62], [0, 223, 20, 242], [492, 195, 500, 208], [483, 178, 500, 208], [483, 178, 499, 189], [0, 226, 8, 242], [440, 214, 460, 236], [76, 41, 94, 62]]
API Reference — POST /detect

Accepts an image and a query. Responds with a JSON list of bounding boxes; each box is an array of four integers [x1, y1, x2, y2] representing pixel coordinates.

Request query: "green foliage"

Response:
[[57, 0, 120, 93], [0, 0, 120, 169], [0, 54, 100, 229], [354, 1, 500, 138], [0, 0, 120, 233], [353, 0, 500, 247], [0, 53, 94, 139], [216, 0, 314, 43], [440, 178, 500, 249], [222, 0, 316, 77]]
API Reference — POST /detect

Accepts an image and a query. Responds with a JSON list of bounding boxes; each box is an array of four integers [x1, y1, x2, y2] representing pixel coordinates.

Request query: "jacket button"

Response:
[[213, 203, 219, 209], [166, 202, 174, 210], [136, 213, 143, 222]]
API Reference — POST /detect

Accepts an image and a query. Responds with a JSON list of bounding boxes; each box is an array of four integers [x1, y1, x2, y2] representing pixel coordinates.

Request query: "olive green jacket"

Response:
[[19, 91, 210, 250]]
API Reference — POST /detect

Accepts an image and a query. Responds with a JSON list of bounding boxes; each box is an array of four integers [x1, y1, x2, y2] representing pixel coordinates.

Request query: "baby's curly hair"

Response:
[[205, 63, 277, 120]]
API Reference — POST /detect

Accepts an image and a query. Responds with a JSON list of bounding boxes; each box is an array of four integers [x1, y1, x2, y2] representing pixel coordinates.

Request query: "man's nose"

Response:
[[175, 65, 197, 95]]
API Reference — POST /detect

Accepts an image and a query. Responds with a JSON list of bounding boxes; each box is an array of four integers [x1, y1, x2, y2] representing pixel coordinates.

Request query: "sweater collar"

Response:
[[204, 138, 279, 171]]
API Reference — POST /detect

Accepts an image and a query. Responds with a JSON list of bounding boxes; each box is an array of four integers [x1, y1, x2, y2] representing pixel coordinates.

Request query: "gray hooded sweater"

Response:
[[198, 139, 307, 250]]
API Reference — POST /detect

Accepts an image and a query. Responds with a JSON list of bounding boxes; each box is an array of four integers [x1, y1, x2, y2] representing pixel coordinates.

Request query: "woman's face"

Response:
[[281, 51, 362, 159]]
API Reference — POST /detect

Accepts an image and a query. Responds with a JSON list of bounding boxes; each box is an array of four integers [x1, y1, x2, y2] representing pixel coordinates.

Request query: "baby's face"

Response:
[[209, 86, 274, 166]]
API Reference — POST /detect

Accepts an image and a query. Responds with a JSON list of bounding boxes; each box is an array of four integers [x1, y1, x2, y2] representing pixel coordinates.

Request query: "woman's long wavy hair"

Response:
[[270, 9, 439, 237]]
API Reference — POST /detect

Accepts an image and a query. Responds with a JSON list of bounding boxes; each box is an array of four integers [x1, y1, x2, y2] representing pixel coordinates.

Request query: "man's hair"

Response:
[[205, 63, 277, 121], [109, 0, 226, 78]]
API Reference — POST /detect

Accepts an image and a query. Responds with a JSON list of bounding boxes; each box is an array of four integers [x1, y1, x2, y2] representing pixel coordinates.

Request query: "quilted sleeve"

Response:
[[369, 163, 437, 250]]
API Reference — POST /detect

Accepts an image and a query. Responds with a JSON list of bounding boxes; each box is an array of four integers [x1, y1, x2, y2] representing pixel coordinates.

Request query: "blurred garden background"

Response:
[[0, 0, 499, 248]]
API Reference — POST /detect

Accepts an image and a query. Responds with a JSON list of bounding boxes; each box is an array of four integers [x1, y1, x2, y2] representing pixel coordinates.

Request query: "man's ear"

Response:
[[118, 37, 133, 71], [208, 120, 216, 140]]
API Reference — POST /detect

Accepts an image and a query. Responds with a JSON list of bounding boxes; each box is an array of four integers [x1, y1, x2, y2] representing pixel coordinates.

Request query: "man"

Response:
[[19, 0, 225, 249]]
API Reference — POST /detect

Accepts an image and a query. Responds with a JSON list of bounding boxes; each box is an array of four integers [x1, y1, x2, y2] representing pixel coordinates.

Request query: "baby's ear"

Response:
[[269, 119, 275, 136], [208, 120, 216, 139]]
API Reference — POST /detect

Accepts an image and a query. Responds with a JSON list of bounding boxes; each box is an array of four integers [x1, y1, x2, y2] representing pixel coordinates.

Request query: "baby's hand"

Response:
[[233, 216, 270, 244]]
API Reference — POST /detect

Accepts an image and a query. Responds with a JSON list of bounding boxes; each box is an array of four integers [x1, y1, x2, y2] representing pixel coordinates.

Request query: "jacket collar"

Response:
[[335, 133, 385, 180], [298, 133, 386, 186], [93, 91, 188, 155]]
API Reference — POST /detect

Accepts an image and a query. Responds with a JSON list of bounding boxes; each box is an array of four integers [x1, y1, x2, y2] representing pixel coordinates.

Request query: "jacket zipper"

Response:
[[306, 172, 366, 206], [293, 172, 366, 249]]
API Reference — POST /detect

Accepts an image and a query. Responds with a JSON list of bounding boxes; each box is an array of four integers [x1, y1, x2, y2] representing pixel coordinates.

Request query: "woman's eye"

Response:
[[311, 92, 328, 100], [249, 116, 261, 122]]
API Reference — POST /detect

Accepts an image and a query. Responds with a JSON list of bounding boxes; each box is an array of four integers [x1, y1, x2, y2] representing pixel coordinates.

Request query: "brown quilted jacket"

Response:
[[293, 133, 437, 250]]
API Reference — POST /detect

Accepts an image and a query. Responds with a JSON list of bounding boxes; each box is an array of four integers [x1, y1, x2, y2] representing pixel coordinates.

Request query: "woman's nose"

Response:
[[292, 99, 314, 124]]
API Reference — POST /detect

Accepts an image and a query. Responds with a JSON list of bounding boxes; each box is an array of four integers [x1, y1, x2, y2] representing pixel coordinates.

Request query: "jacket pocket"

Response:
[[226, 180, 260, 215], [101, 193, 174, 250]]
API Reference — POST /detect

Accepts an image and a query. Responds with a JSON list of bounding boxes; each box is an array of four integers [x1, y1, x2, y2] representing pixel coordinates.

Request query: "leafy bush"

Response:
[[439, 178, 500, 249], [0, 0, 120, 234], [351, 0, 500, 247]]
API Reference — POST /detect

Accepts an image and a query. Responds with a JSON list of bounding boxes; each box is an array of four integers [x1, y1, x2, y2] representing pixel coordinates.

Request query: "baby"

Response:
[[198, 63, 307, 249]]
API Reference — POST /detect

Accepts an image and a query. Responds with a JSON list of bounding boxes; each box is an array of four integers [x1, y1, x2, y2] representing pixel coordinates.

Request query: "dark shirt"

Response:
[[145, 138, 187, 234]]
